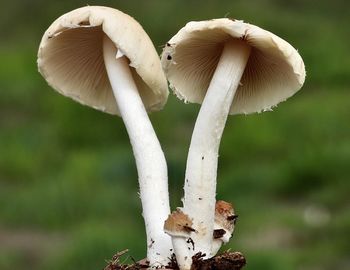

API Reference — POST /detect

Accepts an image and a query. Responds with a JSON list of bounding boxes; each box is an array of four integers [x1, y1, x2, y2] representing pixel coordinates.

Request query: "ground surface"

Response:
[[103, 250, 246, 270]]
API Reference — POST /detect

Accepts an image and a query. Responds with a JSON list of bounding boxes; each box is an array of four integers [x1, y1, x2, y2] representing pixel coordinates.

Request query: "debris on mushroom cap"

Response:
[[164, 209, 195, 237], [38, 6, 168, 116], [213, 229, 227, 239], [214, 200, 236, 239], [161, 18, 306, 115]]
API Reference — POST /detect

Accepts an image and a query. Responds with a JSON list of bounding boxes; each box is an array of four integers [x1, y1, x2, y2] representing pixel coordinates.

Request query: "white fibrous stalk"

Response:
[[103, 36, 172, 266], [178, 40, 251, 268]]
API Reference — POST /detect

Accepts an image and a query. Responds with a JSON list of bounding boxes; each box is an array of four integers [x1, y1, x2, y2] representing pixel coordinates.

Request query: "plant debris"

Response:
[[104, 249, 149, 270], [104, 250, 246, 270]]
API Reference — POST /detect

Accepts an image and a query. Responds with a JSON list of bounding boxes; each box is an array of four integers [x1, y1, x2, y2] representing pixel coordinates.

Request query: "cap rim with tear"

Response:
[[161, 18, 306, 115]]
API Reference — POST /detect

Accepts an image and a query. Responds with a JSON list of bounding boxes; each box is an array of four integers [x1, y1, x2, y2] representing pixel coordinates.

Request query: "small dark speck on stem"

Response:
[[148, 239, 155, 248], [199, 198, 202, 200], [167, 55, 172, 60], [187, 238, 195, 250], [202, 156, 204, 160]]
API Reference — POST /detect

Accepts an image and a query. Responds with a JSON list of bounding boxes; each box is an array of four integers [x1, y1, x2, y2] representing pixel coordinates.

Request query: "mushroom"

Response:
[[164, 209, 195, 270], [162, 18, 305, 266], [37, 6, 172, 265], [211, 200, 238, 256]]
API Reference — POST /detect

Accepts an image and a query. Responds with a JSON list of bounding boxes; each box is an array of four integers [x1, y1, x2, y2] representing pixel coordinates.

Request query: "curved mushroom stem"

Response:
[[182, 40, 251, 263], [103, 36, 172, 266]]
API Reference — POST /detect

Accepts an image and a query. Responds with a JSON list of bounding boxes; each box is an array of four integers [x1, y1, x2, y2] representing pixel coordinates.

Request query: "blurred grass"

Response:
[[0, 0, 349, 269]]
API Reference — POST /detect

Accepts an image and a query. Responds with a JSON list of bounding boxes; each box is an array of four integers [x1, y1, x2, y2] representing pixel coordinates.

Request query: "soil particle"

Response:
[[191, 251, 246, 270]]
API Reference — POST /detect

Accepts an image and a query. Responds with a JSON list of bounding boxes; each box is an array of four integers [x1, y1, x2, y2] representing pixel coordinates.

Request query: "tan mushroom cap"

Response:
[[38, 6, 168, 115], [215, 200, 235, 234], [162, 19, 305, 114], [164, 209, 194, 237]]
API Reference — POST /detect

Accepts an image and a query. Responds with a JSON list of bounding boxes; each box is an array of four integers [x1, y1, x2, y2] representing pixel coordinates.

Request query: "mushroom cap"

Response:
[[161, 19, 305, 114], [38, 6, 168, 115], [214, 200, 236, 237], [164, 208, 194, 238]]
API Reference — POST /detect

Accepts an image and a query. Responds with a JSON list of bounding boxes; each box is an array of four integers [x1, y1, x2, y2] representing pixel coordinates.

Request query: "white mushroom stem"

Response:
[[172, 236, 193, 270], [103, 36, 172, 265], [182, 40, 251, 260], [211, 227, 232, 257], [211, 238, 226, 257]]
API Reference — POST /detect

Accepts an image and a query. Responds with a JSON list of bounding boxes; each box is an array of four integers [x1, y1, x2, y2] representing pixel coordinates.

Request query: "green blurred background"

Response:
[[0, 0, 349, 269]]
